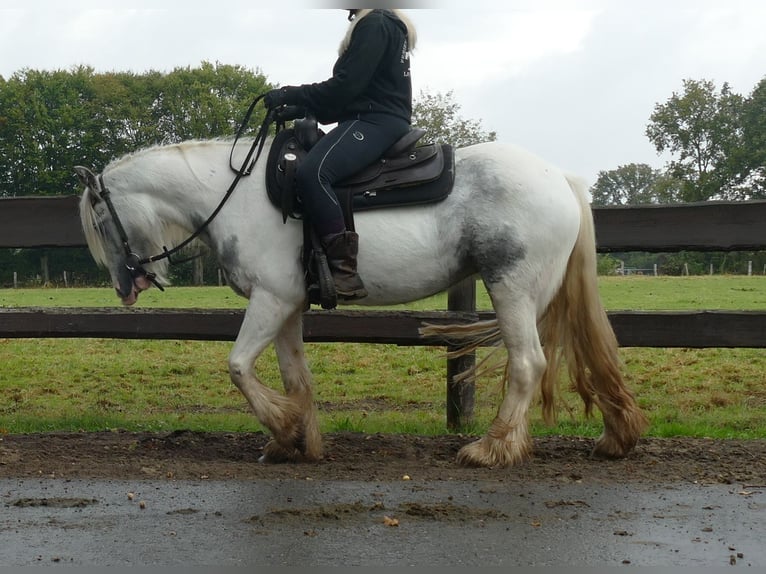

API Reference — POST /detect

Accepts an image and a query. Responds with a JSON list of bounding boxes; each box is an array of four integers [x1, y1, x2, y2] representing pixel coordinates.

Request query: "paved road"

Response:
[[1, 478, 763, 566]]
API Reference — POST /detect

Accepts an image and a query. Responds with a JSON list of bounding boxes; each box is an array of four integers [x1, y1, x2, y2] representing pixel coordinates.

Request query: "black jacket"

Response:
[[287, 10, 412, 124]]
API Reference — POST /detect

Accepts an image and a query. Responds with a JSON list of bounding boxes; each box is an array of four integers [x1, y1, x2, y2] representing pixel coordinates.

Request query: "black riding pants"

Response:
[[296, 112, 410, 237]]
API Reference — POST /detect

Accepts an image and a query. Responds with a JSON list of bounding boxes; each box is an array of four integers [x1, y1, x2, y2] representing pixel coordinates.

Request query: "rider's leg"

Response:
[[296, 113, 409, 299]]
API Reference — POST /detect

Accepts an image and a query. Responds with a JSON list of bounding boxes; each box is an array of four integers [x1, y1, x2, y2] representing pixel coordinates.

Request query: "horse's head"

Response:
[[75, 165, 165, 306]]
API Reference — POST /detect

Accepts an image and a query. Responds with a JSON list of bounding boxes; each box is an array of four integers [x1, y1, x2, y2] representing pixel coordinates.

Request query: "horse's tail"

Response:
[[538, 175, 648, 448]]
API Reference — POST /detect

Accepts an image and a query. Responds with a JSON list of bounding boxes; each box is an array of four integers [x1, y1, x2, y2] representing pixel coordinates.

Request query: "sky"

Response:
[[1, 0, 765, 186]]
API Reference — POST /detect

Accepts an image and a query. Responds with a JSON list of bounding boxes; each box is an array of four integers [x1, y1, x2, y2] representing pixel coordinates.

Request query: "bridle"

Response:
[[95, 173, 164, 291], [93, 94, 276, 292]]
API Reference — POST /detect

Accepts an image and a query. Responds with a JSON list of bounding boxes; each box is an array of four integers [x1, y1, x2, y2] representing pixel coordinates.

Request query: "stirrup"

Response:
[[308, 227, 337, 310]]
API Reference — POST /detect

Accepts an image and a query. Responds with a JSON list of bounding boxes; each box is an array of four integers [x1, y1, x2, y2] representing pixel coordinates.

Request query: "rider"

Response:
[[263, 9, 417, 300]]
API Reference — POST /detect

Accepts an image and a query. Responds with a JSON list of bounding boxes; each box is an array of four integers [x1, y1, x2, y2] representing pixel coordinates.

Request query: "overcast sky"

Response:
[[1, 0, 765, 185]]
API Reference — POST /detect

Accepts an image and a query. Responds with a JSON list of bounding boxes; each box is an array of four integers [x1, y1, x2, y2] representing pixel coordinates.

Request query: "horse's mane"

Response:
[[103, 138, 237, 172], [79, 139, 237, 285], [79, 189, 109, 270]]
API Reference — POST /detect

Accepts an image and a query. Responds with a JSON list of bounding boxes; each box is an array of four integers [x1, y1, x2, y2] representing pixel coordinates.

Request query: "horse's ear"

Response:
[[74, 166, 101, 204], [74, 166, 97, 189]]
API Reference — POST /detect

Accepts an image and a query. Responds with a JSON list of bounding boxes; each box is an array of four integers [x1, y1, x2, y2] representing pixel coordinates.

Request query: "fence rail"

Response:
[[2, 196, 766, 427], [1, 307, 765, 348], [3, 195, 766, 251]]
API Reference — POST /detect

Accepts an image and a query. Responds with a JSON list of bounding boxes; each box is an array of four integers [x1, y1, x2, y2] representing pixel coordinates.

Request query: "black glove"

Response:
[[274, 105, 306, 123], [263, 86, 301, 109]]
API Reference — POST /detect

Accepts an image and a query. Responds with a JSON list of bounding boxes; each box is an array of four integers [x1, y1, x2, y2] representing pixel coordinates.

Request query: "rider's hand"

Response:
[[263, 86, 301, 109], [263, 89, 285, 109], [274, 105, 306, 122]]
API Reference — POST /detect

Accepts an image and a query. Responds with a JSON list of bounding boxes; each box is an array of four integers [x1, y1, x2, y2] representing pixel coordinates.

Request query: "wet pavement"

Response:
[[1, 477, 763, 566]]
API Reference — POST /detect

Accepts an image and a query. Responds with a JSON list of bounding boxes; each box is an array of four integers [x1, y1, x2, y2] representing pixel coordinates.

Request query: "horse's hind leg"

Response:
[[263, 309, 322, 462], [458, 296, 546, 468]]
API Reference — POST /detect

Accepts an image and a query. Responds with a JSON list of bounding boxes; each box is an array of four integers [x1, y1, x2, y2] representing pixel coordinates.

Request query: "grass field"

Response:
[[1, 276, 765, 438]]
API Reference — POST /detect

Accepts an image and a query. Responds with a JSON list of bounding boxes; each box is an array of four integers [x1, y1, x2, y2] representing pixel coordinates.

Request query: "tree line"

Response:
[[0, 62, 271, 199], [591, 77, 766, 205]]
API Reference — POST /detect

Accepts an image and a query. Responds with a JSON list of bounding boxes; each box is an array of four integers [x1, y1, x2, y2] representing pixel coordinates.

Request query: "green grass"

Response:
[[597, 275, 766, 310], [0, 286, 247, 309], [1, 276, 765, 439], [4, 274, 764, 310]]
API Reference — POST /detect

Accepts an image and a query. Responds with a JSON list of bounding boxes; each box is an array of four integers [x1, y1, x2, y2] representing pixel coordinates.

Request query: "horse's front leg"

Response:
[[262, 308, 322, 462], [227, 289, 306, 461]]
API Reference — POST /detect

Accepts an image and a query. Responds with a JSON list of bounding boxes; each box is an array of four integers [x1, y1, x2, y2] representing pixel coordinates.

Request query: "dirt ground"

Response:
[[1, 430, 765, 485]]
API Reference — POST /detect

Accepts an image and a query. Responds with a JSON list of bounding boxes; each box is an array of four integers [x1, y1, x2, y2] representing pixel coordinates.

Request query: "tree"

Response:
[[590, 163, 684, 206], [0, 66, 101, 197], [413, 90, 496, 147], [645, 79, 745, 201], [739, 76, 766, 198], [151, 62, 269, 143]]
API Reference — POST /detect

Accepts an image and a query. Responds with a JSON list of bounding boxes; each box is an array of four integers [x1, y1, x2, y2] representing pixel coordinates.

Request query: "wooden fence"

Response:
[[2, 196, 766, 427]]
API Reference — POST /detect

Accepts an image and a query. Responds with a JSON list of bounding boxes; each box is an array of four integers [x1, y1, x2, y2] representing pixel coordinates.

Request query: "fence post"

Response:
[[446, 278, 476, 430], [193, 257, 204, 286], [41, 253, 49, 285]]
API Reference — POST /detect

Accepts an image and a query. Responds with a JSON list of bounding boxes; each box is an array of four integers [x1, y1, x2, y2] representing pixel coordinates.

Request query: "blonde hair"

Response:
[[339, 9, 417, 55]]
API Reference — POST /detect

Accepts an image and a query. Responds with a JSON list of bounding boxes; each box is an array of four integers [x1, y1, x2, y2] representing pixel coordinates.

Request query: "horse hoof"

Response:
[[260, 439, 301, 463], [591, 432, 635, 459], [456, 437, 531, 468], [456, 440, 491, 467]]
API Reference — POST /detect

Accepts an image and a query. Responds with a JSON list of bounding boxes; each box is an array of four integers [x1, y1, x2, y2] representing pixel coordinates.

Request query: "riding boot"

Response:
[[321, 231, 368, 300]]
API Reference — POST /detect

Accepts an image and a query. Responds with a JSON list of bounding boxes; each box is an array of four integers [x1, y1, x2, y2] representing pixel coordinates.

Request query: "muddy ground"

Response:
[[1, 430, 765, 485], [3, 432, 766, 566]]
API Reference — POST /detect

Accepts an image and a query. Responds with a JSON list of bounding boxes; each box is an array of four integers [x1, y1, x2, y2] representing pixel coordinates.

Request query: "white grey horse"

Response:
[[76, 138, 647, 467]]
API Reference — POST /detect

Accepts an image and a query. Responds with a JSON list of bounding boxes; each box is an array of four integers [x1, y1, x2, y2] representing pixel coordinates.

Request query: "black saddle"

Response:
[[265, 117, 455, 228]]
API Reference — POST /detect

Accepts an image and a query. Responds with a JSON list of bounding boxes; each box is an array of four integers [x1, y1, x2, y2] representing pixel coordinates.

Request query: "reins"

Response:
[[96, 93, 277, 290]]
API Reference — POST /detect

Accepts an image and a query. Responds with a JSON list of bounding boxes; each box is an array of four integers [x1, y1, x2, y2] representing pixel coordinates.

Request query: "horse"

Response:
[[75, 137, 648, 468]]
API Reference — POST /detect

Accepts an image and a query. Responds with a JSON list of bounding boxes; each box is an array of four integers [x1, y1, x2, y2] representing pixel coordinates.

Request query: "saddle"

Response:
[[264, 116, 455, 309], [265, 117, 455, 228]]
